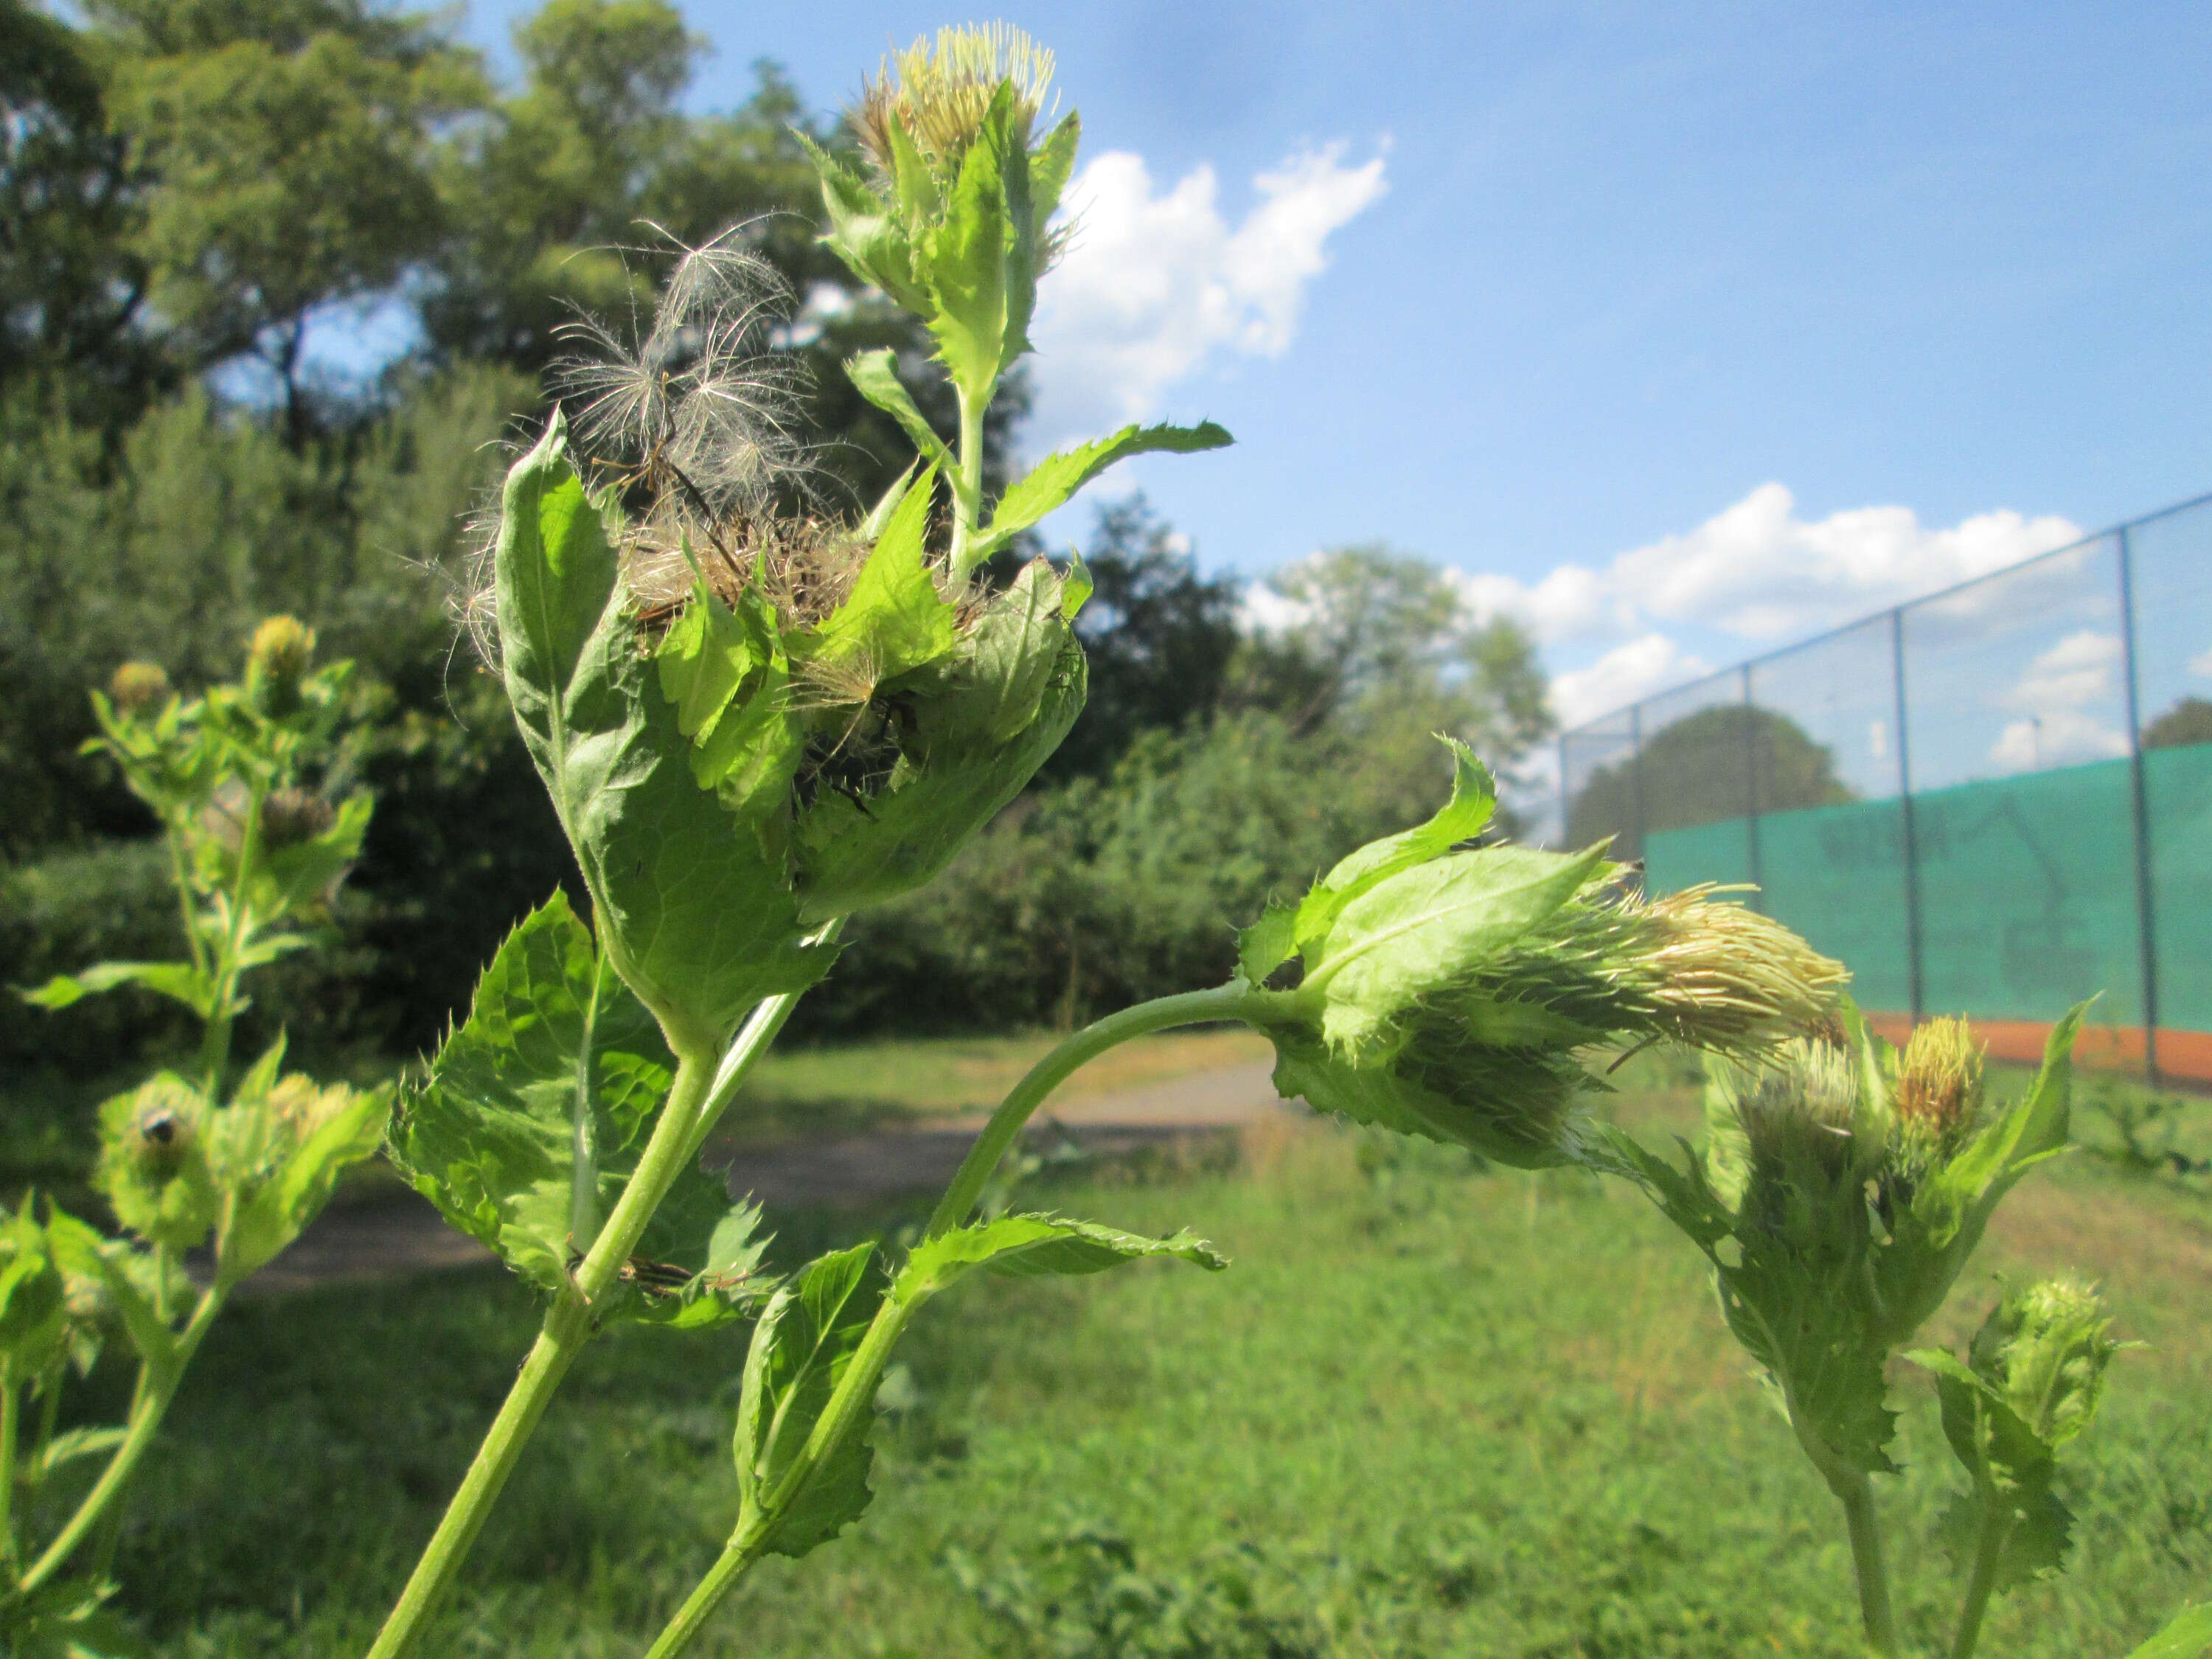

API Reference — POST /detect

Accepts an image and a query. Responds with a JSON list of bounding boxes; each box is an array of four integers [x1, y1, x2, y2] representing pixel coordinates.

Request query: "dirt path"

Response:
[[247, 1060, 1290, 1293]]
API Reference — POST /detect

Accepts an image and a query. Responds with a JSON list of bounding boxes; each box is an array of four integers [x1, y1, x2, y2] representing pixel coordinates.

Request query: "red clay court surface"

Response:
[[1864, 1015, 2212, 1088]]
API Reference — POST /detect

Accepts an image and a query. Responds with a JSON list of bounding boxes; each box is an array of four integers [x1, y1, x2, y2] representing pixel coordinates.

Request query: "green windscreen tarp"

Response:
[[1642, 741, 2212, 1029]]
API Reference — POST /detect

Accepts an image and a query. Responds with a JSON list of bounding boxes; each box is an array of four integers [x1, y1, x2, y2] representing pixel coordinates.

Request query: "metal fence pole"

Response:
[[1555, 734, 1570, 852], [2115, 527, 2161, 1083], [1740, 664, 1764, 911], [1627, 702, 1647, 872], [1891, 607, 1924, 1026]]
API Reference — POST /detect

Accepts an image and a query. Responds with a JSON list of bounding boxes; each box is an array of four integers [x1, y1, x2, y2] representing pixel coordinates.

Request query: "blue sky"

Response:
[[448, 1, 2212, 740]]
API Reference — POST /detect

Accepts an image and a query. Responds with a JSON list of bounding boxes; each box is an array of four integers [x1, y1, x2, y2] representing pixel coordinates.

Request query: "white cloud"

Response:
[[1026, 142, 1388, 445], [1460, 482, 2083, 653], [1986, 629, 2129, 771], [1551, 634, 1715, 728], [1989, 711, 2129, 771], [2191, 646, 2212, 680], [1994, 630, 2122, 714]]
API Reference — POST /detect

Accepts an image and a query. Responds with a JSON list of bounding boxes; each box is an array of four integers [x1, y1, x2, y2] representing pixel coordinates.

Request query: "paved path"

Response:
[[246, 1060, 1290, 1293]]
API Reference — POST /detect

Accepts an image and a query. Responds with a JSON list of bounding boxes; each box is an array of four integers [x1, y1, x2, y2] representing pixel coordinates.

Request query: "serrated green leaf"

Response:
[[734, 1242, 882, 1558], [808, 463, 958, 681], [0, 1209, 68, 1382], [896, 1213, 1226, 1304], [388, 894, 677, 1295], [860, 462, 918, 543], [655, 576, 804, 812], [28, 1426, 130, 1485], [1270, 1031, 1585, 1169], [972, 420, 1234, 566], [1307, 843, 1610, 1058], [621, 1195, 774, 1331], [1031, 111, 1081, 225], [45, 1206, 177, 1380], [2128, 1605, 2212, 1658], [1293, 738, 1498, 958], [18, 961, 219, 1020], [254, 791, 371, 917], [922, 86, 1013, 402], [495, 414, 835, 1043], [217, 1083, 389, 1288], [793, 628, 1085, 922], [799, 132, 926, 312], [1875, 1003, 2086, 1344], [1236, 902, 1299, 985], [846, 349, 953, 471], [933, 559, 1072, 745]]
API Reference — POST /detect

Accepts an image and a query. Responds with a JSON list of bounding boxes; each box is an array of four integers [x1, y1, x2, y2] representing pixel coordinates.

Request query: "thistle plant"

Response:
[[1594, 1005, 2157, 1655], [4, 625, 389, 1654]]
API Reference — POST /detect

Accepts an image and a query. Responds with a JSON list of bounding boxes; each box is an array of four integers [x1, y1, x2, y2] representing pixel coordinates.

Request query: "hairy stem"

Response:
[[366, 1030, 767, 1659], [1950, 1485, 2011, 1659], [947, 383, 989, 587], [643, 1521, 772, 1659], [1834, 1470, 1899, 1658], [926, 981, 1275, 1239], [20, 1286, 226, 1595]]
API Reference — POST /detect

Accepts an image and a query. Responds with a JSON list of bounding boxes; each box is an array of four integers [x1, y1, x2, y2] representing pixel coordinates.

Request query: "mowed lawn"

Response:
[[79, 1057, 2212, 1658]]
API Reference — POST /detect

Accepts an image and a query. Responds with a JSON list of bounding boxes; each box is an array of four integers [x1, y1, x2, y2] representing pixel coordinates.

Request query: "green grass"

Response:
[[60, 1073, 2212, 1658], [713, 1026, 1273, 1147]]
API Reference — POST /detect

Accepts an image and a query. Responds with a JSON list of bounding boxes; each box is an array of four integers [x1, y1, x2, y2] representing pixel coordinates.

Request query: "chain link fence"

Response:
[[1557, 492, 2212, 1081]]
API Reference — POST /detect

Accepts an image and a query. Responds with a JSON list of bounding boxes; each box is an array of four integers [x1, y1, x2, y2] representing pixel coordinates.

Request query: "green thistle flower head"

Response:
[[259, 786, 335, 849], [245, 614, 316, 715], [96, 1075, 219, 1253], [108, 659, 172, 717], [1450, 880, 1848, 1059], [855, 24, 1058, 176], [1969, 1276, 2118, 1450]]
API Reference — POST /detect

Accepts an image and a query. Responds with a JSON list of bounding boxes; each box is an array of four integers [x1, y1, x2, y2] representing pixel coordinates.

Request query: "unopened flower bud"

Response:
[[129, 1080, 201, 1180], [260, 786, 335, 849], [1969, 1276, 2118, 1450], [109, 660, 172, 716], [1896, 1016, 1986, 1155], [246, 614, 316, 714], [1732, 1037, 1865, 1177], [1456, 883, 1847, 1060]]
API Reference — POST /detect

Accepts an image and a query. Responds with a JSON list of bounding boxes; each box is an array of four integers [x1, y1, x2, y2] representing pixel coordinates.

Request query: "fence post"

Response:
[[1627, 702, 1647, 872], [1891, 607, 1924, 1026], [2115, 526, 2161, 1084], [1740, 664, 1764, 911], [1555, 734, 1570, 852]]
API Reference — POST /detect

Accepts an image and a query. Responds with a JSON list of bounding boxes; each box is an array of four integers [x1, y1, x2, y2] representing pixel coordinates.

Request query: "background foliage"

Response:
[[0, 0, 1550, 1104]]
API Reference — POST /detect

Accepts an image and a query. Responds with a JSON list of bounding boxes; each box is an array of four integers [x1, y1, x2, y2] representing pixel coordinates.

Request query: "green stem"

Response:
[[1950, 1486, 2011, 1659], [947, 383, 989, 588], [642, 1521, 772, 1659], [682, 919, 846, 1170], [199, 785, 265, 1092], [645, 981, 1277, 1659], [1, 1378, 21, 1570], [20, 1286, 226, 1595], [925, 981, 1273, 1239], [366, 1045, 729, 1659], [1834, 1470, 1899, 1658]]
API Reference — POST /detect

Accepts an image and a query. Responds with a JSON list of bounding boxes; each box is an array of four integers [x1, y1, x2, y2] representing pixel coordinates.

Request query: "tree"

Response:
[[1565, 703, 1854, 852], [1248, 544, 1554, 793], [2143, 695, 2212, 751], [0, 1, 164, 420], [86, 0, 484, 430], [1045, 493, 1242, 779]]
